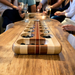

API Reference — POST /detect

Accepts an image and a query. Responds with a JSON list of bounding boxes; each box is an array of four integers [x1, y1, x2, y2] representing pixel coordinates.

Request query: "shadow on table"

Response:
[[14, 52, 65, 61]]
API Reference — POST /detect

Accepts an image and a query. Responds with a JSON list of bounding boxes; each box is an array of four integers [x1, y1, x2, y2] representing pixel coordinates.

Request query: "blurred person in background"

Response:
[[0, 0, 25, 30], [18, 0, 36, 12], [37, 0, 65, 11], [54, 0, 75, 22]]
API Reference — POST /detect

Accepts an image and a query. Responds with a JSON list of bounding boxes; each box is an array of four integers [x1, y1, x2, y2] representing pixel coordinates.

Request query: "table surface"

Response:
[[0, 15, 75, 75]]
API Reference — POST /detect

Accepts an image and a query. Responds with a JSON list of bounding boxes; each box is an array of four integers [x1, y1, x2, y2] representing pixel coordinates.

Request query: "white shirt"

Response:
[[0, 0, 18, 15], [65, 0, 75, 21]]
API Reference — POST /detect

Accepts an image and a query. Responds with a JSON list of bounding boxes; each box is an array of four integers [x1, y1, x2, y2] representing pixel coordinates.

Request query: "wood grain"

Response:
[[0, 14, 75, 75], [12, 20, 61, 54]]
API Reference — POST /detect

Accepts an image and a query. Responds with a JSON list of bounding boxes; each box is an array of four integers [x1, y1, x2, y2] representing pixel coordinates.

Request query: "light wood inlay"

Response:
[[0, 13, 75, 75], [12, 20, 62, 54]]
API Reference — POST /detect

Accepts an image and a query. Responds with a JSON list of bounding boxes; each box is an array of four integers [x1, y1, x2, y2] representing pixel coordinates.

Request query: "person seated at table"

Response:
[[0, 0, 25, 31], [54, 0, 75, 22], [18, 0, 36, 12], [37, 0, 70, 22], [37, 0, 66, 11], [50, 1, 70, 22]]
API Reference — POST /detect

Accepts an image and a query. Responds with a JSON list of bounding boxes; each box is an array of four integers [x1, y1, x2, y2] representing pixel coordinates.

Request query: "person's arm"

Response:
[[0, 0, 18, 9], [37, 0, 47, 11], [62, 25, 75, 31], [54, 11, 65, 16], [50, 0, 64, 9]]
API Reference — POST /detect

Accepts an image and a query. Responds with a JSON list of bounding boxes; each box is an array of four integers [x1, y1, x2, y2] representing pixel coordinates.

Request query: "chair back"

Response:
[[0, 16, 4, 34]]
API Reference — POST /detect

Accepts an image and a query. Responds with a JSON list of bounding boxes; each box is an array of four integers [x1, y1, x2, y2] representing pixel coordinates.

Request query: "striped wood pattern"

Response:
[[0, 16, 75, 75], [12, 20, 61, 54]]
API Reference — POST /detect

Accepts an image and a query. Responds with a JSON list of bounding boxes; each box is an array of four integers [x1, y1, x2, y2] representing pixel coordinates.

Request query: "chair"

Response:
[[0, 16, 5, 34], [0, 15, 15, 33], [68, 34, 75, 49]]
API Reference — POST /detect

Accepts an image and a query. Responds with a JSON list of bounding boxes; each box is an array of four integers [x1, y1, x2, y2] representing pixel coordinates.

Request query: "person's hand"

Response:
[[54, 11, 62, 16], [62, 25, 75, 31], [17, 6, 23, 15], [18, 6, 22, 11], [37, 5, 42, 11], [17, 6, 25, 18], [43, 11, 47, 15], [54, 11, 65, 16], [20, 13, 25, 19], [37, 3, 42, 11]]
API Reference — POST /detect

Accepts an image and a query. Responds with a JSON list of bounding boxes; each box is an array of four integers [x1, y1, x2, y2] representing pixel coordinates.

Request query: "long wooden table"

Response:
[[0, 15, 75, 75]]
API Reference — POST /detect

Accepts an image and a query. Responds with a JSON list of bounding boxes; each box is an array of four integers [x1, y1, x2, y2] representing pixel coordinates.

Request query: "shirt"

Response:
[[65, 0, 75, 21], [41, 0, 47, 5], [41, 0, 63, 8]]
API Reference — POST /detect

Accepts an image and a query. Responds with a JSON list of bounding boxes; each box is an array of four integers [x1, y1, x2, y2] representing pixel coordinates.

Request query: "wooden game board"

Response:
[[12, 20, 62, 54]]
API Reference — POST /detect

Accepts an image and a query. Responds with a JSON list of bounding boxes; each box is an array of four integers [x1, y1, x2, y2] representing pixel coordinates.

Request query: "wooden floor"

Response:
[[0, 14, 75, 75]]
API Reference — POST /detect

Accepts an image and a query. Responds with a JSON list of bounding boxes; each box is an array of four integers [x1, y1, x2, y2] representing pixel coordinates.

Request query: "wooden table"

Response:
[[0, 16, 75, 75]]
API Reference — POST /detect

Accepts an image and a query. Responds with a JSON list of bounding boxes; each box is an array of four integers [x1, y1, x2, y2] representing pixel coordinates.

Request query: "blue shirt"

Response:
[[18, 0, 36, 6]]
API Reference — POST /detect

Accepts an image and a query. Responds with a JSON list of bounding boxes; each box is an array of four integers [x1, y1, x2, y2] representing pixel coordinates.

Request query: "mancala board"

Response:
[[12, 20, 62, 54]]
